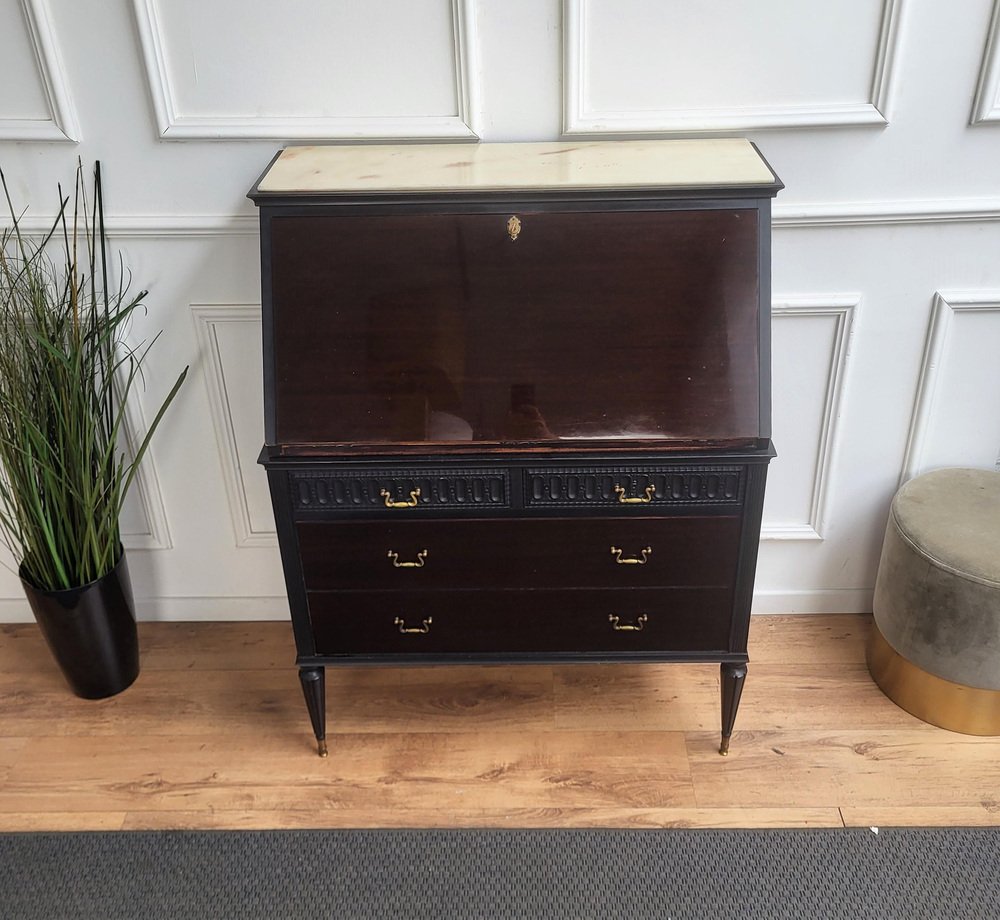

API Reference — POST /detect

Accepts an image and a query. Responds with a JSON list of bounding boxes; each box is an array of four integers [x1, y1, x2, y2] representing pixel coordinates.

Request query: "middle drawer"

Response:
[[297, 516, 740, 591]]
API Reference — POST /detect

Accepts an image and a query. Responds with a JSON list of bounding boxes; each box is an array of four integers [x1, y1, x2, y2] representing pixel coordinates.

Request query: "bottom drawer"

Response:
[[307, 588, 733, 657]]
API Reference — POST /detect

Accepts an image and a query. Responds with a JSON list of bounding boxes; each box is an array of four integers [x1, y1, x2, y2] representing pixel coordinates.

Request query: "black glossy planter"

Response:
[[19, 552, 139, 699]]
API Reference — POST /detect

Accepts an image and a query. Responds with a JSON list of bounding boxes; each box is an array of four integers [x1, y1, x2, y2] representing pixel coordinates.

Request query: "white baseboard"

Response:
[[752, 589, 873, 615], [0, 595, 290, 623]]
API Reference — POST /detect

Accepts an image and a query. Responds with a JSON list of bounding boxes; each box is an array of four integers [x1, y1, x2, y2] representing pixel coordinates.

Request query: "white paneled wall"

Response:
[[2, 0, 1000, 619]]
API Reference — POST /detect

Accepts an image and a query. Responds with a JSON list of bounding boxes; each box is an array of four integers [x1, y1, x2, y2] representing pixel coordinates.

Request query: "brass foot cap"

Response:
[[318, 740, 329, 757]]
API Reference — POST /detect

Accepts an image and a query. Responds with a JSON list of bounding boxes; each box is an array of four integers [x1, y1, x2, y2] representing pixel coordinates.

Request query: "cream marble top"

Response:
[[255, 139, 777, 194]]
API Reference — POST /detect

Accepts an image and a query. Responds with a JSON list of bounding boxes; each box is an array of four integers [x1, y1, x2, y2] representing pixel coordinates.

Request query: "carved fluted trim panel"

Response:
[[290, 469, 509, 514], [524, 466, 744, 508]]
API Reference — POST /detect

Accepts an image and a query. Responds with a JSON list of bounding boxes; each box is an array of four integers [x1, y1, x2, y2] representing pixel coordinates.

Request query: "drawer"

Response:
[[523, 466, 744, 510], [307, 587, 734, 656], [297, 516, 740, 591], [290, 468, 509, 515]]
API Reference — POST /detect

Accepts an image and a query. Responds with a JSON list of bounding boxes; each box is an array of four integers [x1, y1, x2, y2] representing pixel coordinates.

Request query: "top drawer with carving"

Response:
[[523, 465, 744, 512], [291, 467, 509, 517]]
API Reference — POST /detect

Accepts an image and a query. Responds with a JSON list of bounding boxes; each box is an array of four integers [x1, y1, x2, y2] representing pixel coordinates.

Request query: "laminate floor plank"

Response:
[[0, 812, 126, 831], [732, 664, 933, 730], [747, 614, 871, 664], [687, 729, 1000, 808], [121, 806, 842, 831], [553, 663, 720, 732], [137, 622, 294, 671], [0, 731, 694, 816], [552, 661, 920, 732], [0, 738, 28, 786], [0, 668, 554, 737], [840, 806, 1000, 828], [327, 668, 555, 733]]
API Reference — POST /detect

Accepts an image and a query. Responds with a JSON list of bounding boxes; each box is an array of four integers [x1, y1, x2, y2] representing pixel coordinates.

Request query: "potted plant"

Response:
[[0, 161, 186, 698]]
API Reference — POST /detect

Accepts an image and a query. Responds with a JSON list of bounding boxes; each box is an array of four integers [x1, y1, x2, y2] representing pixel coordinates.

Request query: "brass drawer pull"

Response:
[[614, 484, 655, 504], [610, 546, 652, 565], [609, 614, 649, 632], [387, 549, 428, 568], [394, 616, 432, 635], [380, 487, 420, 509]]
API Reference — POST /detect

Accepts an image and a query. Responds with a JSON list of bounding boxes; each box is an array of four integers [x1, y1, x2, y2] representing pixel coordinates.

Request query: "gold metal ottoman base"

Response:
[[867, 624, 1000, 736]]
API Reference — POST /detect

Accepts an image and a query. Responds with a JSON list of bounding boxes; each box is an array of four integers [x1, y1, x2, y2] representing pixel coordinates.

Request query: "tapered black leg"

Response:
[[719, 662, 747, 756], [298, 666, 327, 757]]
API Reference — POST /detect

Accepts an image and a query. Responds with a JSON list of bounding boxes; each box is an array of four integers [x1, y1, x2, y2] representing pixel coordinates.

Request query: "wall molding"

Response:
[[762, 297, 858, 541], [10, 197, 1000, 239], [899, 291, 1000, 483], [972, 0, 1000, 124], [563, 0, 903, 134], [0, 0, 80, 142], [774, 197, 1000, 227], [1, 215, 261, 238], [132, 0, 482, 141], [119, 382, 174, 551], [191, 304, 274, 549], [869, 0, 905, 123]]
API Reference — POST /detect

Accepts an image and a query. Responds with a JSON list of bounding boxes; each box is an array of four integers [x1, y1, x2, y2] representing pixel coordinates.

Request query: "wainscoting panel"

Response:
[[132, 0, 481, 139], [763, 299, 857, 542], [972, 0, 1000, 124], [901, 294, 1000, 481], [0, 0, 79, 141], [191, 305, 273, 548], [564, 0, 902, 133]]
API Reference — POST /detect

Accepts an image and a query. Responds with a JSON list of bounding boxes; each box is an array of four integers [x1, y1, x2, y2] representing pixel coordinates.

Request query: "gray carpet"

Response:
[[1, 827, 998, 919]]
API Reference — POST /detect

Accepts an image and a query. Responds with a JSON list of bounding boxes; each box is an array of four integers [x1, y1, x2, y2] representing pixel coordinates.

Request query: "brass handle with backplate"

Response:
[[614, 484, 655, 505], [387, 549, 428, 568], [380, 488, 420, 509], [609, 614, 649, 632], [610, 546, 652, 565], [394, 616, 433, 635]]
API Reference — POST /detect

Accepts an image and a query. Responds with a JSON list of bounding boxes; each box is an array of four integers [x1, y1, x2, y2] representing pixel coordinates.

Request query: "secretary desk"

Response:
[[249, 139, 782, 756]]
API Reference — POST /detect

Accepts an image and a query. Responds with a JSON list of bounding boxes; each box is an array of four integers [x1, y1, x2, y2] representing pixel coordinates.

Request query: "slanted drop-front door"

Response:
[[267, 206, 761, 448]]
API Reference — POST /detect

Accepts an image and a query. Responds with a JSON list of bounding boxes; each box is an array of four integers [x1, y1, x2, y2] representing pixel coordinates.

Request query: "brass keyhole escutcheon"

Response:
[[507, 215, 521, 241]]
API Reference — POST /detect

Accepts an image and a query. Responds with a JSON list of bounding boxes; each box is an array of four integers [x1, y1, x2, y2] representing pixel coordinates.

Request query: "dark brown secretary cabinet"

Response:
[[249, 140, 782, 757]]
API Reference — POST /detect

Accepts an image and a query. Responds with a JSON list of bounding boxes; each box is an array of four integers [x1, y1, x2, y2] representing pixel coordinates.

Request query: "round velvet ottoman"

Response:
[[867, 467, 1000, 734]]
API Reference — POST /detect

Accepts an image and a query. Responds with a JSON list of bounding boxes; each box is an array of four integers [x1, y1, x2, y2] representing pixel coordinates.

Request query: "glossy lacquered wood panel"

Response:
[[307, 587, 734, 656], [297, 516, 740, 591], [268, 208, 760, 446]]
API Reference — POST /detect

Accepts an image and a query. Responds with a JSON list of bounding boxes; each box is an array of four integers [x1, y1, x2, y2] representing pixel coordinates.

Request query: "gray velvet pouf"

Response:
[[868, 467, 1000, 734]]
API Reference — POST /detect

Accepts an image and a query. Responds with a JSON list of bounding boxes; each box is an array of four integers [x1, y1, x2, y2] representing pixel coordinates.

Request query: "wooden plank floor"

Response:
[[1, 613, 999, 831]]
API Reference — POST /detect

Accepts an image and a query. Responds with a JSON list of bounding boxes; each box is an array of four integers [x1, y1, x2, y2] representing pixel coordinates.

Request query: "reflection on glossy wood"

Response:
[[270, 209, 759, 446]]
